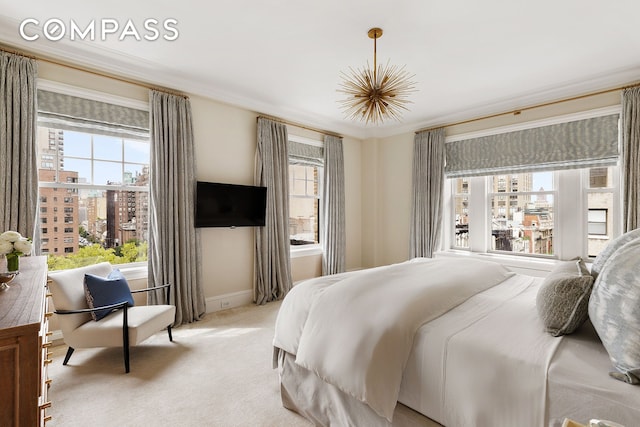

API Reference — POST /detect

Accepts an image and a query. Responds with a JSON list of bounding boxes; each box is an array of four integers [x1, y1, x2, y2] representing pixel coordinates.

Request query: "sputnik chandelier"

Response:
[[338, 27, 417, 125]]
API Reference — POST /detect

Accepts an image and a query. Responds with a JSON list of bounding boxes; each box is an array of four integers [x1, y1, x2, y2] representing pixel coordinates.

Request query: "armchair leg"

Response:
[[63, 347, 75, 365], [167, 325, 173, 342], [123, 306, 130, 373]]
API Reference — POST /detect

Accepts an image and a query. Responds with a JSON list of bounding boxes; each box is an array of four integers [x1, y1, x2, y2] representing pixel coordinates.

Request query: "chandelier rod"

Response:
[[373, 32, 377, 82], [368, 28, 383, 83]]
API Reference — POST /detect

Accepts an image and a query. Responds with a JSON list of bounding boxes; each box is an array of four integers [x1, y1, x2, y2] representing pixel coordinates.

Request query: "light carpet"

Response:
[[48, 300, 439, 427]]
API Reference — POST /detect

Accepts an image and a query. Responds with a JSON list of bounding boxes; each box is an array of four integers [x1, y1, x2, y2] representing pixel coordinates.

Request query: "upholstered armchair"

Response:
[[48, 262, 176, 373]]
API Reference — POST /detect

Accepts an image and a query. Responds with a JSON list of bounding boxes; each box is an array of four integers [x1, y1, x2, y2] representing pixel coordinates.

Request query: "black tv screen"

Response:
[[195, 181, 267, 228]]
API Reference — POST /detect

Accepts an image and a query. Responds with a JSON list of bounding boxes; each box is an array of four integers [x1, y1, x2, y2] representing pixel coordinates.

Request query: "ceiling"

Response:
[[1, 0, 640, 139]]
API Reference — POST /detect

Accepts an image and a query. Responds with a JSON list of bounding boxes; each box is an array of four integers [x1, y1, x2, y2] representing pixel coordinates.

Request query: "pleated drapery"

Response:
[[148, 90, 205, 325], [0, 51, 38, 243], [410, 128, 446, 258], [622, 86, 640, 232], [254, 118, 293, 304], [321, 135, 346, 275]]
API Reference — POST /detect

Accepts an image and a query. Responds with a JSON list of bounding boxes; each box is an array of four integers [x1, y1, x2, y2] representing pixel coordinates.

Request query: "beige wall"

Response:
[[37, 61, 364, 307]]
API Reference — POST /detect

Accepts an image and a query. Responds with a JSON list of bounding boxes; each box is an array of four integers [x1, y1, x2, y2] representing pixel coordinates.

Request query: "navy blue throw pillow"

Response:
[[84, 269, 135, 321]]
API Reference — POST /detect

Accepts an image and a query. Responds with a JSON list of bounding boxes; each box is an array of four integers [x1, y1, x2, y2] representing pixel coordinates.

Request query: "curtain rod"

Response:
[[0, 44, 188, 99], [415, 82, 640, 134], [257, 114, 342, 139]]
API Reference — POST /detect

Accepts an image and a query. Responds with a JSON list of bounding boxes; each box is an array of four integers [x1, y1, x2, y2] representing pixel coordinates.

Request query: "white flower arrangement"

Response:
[[0, 231, 33, 271]]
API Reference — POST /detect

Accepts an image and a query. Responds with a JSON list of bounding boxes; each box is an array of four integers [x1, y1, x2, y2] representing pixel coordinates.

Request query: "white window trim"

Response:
[[290, 244, 323, 258]]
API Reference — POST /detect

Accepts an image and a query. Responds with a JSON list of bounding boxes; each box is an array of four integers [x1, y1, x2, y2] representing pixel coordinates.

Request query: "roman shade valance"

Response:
[[37, 89, 149, 140], [288, 140, 324, 167], [445, 114, 620, 178]]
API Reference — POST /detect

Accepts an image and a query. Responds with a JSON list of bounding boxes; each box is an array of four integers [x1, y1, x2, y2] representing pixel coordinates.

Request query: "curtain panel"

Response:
[[410, 128, 446, 258], [254, 118, 293, 304], [148, 90, 205, 325], [321, 135, 345, 275], [622, 86, 640, 232], [0, 52, 38, 242], [445, 114, 620, 177], [37, 90, 149, 140]]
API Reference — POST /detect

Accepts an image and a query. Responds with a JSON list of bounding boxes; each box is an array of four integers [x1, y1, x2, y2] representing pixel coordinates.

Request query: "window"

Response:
[[452, 178, 469, 249], [289, 164, 321, 245], [38, 128, 150, 269], [586, 166, 617, 257], [489, 172, 554, 256], [588, 209, 607, 235], [287, 135, 323, 248], [448, 166, 619, 259], [37, 87, 150, 270]]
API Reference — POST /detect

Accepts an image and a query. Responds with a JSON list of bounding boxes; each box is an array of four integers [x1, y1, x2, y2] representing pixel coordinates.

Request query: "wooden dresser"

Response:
[[0, 256, 52, 427]]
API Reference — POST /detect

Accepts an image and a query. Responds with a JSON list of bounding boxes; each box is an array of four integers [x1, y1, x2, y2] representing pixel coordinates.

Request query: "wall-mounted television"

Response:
[[195, 181, 267, 228]]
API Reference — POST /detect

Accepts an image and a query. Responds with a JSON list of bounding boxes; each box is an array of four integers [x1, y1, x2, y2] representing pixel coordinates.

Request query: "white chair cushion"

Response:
[[65, 305, 176, 348]]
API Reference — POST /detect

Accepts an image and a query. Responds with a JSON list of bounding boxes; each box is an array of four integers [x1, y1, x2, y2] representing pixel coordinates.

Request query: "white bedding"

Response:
[[274, 257, 514, 421], [274, 259, 640, 426], [400, 274, 561, 426]]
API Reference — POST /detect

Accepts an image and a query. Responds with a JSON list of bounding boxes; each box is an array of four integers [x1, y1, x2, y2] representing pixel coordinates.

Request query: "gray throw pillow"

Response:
[[591, 228, 640, 280], [536, 258, 594, 337], [588, 238, 640, 384]]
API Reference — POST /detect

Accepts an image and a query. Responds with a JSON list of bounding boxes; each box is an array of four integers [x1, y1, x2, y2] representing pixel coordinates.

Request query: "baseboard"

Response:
[[206, 289, 254, 313]]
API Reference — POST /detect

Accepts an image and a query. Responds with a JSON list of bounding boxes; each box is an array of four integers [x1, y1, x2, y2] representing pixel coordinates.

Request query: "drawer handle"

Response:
[[42, 342, 52, 348], [45, 312, 54, 318], [44, 415, 52, 423], [46, 331, 53, 337], [40, 401, 52, 410], [46, 293, 53, 298], [44, 358, 53, 365], [46, 378, 52, 387]]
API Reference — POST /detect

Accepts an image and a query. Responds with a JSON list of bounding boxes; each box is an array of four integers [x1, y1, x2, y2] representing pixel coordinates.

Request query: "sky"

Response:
[[62, 131, 149, 185]]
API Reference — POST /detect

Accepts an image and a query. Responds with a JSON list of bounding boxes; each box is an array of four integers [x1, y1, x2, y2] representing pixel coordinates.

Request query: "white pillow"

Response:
[[588, 238, 640, 384], [590, 228, 640, 280]]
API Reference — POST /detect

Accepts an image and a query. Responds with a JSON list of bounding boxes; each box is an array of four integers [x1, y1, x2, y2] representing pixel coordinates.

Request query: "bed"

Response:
[[272, 242, 640, 427]]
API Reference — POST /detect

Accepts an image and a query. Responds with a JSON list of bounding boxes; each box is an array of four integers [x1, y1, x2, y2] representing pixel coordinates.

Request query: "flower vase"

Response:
[[6, 254, 19, 272]]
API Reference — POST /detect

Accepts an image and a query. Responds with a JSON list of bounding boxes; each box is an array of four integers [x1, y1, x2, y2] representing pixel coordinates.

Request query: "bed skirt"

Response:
[[276, 348, 442, 427]]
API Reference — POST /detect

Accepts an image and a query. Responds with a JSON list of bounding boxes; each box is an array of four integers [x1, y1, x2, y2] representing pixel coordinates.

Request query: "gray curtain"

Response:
[[622, 86, 640, 232], [321, 135, 346, 275], [148, 90, 205, 325], [254, 118, 293, 304], [410, 128, 446, 258], [0, 51, 38, 242]]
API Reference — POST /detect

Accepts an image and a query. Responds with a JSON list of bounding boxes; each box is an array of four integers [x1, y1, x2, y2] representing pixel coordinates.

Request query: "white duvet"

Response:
[[273, 257, 514, 421]]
